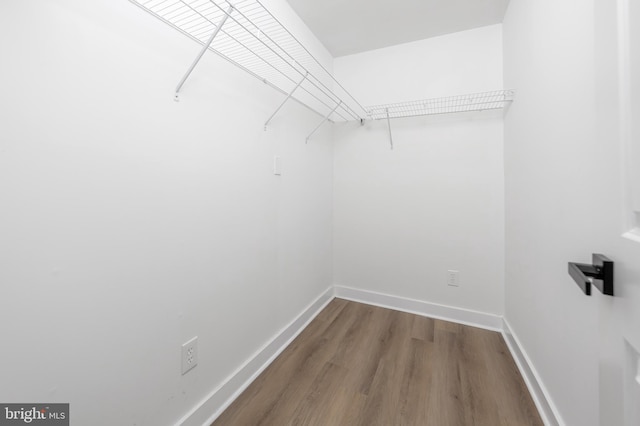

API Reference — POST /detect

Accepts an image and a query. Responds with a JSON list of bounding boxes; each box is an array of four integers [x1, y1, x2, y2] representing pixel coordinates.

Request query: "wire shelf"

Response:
[[130, 0, 367, 122], [366, 90, 515, 120]]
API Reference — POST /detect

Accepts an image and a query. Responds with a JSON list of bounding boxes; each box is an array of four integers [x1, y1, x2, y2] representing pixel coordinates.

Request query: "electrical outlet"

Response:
[[447, 270, 459, 287], [181, 336, 198, 375]]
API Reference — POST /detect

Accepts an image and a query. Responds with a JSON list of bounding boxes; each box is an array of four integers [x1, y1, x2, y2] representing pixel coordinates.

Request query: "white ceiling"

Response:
[[286, 0, 510, 57]]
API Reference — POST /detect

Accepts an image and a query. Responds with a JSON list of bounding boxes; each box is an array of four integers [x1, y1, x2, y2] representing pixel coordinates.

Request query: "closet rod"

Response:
[[174, 4, 234, 101]]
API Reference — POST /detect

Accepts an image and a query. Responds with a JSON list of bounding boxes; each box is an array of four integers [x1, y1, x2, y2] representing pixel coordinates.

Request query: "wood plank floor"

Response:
[[212, 299, 543, 426]]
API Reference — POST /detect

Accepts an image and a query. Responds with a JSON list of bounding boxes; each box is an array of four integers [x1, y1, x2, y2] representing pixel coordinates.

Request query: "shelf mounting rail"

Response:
[[130, 0, 367, 124]]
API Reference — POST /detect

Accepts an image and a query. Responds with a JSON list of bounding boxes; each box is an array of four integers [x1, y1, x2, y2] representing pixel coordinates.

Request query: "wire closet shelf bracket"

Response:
[[130, 0, 367, 136]]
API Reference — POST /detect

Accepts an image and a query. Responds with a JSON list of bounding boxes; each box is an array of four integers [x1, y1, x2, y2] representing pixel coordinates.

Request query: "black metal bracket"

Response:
[[568, 253, 614, 296]]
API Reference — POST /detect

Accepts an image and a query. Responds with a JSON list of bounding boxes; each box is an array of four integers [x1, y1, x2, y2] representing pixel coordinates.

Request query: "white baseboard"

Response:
[[177, 286, 335, 426], [502, 318, 564, 426], [333, 285, 503, 331]]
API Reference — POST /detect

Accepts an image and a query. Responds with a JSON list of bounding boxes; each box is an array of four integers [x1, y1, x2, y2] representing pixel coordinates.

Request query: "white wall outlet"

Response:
[[181, 336, 198, 375], [447, 270, 460, 287]]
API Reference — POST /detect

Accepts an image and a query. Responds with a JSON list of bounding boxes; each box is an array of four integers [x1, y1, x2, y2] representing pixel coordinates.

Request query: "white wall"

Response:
[[0, 1, 333, 425], [333, 25, 505, 317], [503, 0, 640, 425], [12, 2, 640, 425]]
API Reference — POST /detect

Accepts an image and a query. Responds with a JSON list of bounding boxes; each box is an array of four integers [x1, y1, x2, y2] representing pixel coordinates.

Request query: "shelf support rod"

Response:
[[306, 101, 341, 143], [264, 72, 308, 130], [174, 5, 234, 102], [386, 108, 394, 150]]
